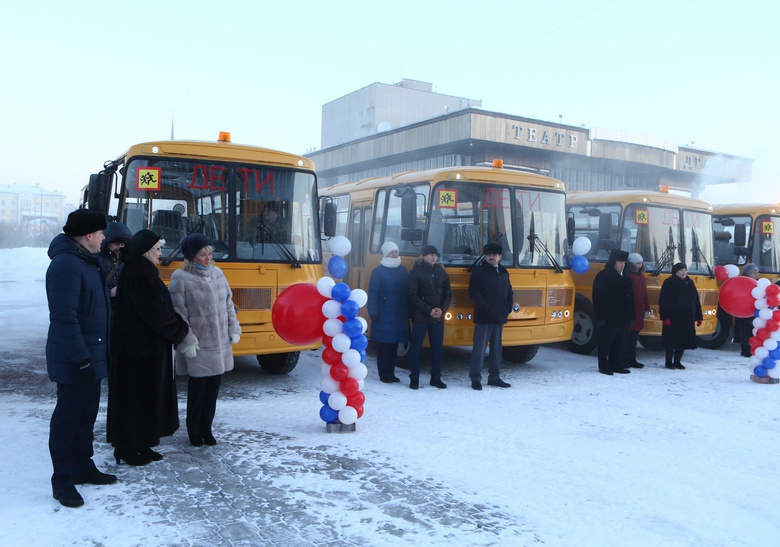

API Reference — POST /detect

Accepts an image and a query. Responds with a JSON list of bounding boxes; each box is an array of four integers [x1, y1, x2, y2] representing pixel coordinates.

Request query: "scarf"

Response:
[[381, 256, 402, 268]]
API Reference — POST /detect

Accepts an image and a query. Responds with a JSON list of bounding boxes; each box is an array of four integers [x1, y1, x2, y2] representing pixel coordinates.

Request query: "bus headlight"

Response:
[[457, 313, 463, 320], [513, 304, 520, 312], [445, 312, 452, 320]]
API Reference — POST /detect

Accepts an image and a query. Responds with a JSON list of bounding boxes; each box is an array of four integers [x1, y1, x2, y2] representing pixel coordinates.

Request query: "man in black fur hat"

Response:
[[592, 249, 635, 375]]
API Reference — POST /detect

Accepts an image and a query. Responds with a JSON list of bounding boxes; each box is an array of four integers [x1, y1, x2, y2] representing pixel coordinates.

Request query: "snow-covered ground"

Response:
[[1, 247, 778, 546]]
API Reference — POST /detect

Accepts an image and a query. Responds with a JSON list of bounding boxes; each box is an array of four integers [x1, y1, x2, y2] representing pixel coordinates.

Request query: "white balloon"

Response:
[[322, 299, 342, 319], [342, 348, 362, 368], [753, 318, 767, 330], [357, 316, 368, 334], [764, 339, 778, 351], [317, 276, 336, 298], [332, 333, 352, 353], [754, 346, 769, 359], [571, 236, 592, 256], [323, 318, 344, 337], [725, 264, 740, 278], [755, 298, 768, 310], [358, 379, 365, 390], [749, 355, 762, 367], [769, 366, 780, 379], [348, 362, 368, 380], [320, 362, 331, 376], [758, 277, 772, 288], [751, 287, 767, 300], [771, 329, 780, 341], [321, 376, 340, 394], [338, 405, 358, 425], [328, 236, 352, 257], [328, 391, 348, 411], [349, 288, 368, 308], [758, 308, 774, 320]]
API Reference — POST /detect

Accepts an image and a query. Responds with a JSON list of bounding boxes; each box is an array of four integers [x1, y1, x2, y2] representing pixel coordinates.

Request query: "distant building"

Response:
[[0, 183, 66, 247], [309, 81, 752, 198]]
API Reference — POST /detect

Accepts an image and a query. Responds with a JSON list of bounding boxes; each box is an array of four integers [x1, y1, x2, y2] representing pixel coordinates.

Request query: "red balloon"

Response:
[[719, 276, 759, 318], [766, 284, 780, 297], [347, 391, 365, 408], [356, 405, 364, 419], [767, 295, 780, 308], [272, 283, 328, 346], [329, 363, 349, 381], [766, 320, 779, 333], [340, 377, 360, 396], [714, 265, 729, 281], [322, 334, 333, 349], [757, 328, 770, 341], [322, 346, 342, 366], [749, 336, 762, 348]]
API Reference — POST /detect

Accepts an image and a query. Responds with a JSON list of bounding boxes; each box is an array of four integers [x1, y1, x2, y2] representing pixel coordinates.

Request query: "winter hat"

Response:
[[483, 242, 503, 255], [627, 253, 643, 265], [181, 234, 212, 261], [672, 262, 687, 275], [123, 229, 161, 256], [420, 245, 439, 256], [381, 241, 399, 256], [102, 222, 132, 245], [742, 263, 759, 277], [609, 249, 630, 262], [63, 209, 107, 238]]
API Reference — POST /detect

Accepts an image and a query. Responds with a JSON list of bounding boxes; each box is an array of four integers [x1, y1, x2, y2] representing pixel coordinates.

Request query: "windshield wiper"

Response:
[[527, 213, 563, 273], [652, 226, 677, 276], [258, 224, 301, 268], [690, 230, 714, 278]]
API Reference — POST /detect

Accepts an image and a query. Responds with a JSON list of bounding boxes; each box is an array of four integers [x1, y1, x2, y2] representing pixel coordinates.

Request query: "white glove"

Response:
[[230, 333, 241, 345], [644, 311, 650, 319], [184, 345, 198, 359]]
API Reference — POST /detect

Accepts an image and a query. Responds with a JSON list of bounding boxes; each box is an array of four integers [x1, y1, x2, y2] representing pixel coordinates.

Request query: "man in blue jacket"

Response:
[[468, 243, 513, 390], [46, 209, 116, 508]]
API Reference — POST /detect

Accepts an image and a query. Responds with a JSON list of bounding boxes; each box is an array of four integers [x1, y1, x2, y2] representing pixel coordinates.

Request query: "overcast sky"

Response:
[[2, 0, 776, 206]]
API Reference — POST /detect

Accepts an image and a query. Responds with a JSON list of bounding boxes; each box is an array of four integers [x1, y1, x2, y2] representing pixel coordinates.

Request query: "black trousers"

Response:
[[597, 325, 626, 372], [375, 342, 399, 381], [622, 330, 640, 366], [49, 381, 101, 489], [186, 375, 222, 435]]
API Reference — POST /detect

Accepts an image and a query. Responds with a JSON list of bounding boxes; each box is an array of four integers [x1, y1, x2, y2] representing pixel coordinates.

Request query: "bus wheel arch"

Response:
[[637, 335, 663, 351], [569, 295, 598, 355], [503, 344, 540, 364], [256, 352, 300, 375]]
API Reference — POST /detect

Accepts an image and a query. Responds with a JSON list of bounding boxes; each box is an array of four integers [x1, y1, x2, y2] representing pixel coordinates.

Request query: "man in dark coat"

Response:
[[659, 262, 703, 369], [107, 230, 189, 465], [592, 249, 634, 375], [46, 209, 116, 508], [468, 242, 513, 390], [98, 221, 131, 309], [407, 245, 452, 389]]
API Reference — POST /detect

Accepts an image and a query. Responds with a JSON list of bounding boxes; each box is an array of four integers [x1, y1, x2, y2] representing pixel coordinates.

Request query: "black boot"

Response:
[[52, 485, 84, 508], [114, 447, 152, 466], [430, 377, 447, 389], [138, 447, 164, 461], [189, 433, 204, 447], [74, 468, 117, 485], [202, 432, 217, 446]]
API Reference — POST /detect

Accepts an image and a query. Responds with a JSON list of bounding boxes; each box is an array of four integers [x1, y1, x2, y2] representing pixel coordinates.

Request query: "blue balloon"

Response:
[[340, 299, 360, 319], [350, 334, 368, 351], [342, 317, 363, 338], [328, 256, 348, 279], [754, 365, 768, 378], [319, 404, 339, 423], [769, 347, 780, 360], [331, 282, 351, 303], [319, 390, 329, 405], [763, 357, 777, 370], [571, 254, 589, 274], [358, 349, 367, 362]]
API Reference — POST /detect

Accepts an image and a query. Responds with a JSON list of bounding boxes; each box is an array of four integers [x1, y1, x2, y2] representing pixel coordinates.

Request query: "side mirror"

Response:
[[566, 214, 575, 245], [401, 228, 423, 242], [87, 173, 110, 213], [598, 213, 612, 240], [733, 223, 747, 247], [401, 191, 416, 228], [322, 201, 336, 237]]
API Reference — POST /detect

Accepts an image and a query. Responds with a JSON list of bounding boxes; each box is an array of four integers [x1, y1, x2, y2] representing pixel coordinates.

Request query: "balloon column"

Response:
[[317, 236, 369, 431], [570, 236, 591, 275], [720, 274, 780, 383]]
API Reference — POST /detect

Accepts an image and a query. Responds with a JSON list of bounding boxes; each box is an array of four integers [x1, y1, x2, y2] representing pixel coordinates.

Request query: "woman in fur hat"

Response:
[[659, 262, 703, 369], [169, 234, 241, 446]]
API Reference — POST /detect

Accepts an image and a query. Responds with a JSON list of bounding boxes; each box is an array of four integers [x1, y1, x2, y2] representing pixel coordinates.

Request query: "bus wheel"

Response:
[[397, 341, 410, 357], [256, 352, 300, 375], [696, 316, 733, 349], [637, 336, 663, 351], [503, 344, 540, 364], [569, 299, 598, 355]]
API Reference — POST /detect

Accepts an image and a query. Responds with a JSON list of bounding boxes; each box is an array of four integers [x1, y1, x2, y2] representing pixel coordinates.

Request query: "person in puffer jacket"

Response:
[[98, 221, 131, 308], [169, 234, 241, 447]]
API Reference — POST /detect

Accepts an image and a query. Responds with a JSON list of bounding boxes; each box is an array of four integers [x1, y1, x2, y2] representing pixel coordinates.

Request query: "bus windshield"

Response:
[[427, 182, 567, 268], [754, 214, 780, 273], [120, 158, 320, 263]]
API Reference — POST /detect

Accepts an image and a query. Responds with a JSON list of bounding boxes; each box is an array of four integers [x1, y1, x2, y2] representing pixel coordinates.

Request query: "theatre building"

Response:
[[308, 79, 752, 195]]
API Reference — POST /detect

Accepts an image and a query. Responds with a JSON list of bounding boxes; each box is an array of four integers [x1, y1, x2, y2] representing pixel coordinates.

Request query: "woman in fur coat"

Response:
[[169, 234, 241, 447], [659, 262, 703, 369], [108, 230, 189, 466]]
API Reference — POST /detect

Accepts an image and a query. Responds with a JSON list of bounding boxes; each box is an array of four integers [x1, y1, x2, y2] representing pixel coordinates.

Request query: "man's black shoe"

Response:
[[471, 381, 483, 391], [410, 379, 419, 390], [613, 368, 631, 374], [488, 379, 511, 388], [629, 361, 645, 368], [380, 376, 401, 383], [53, 485, 84, 508], [74, 469, 117, 485], [430, 378, 447, 389], [599, 369, 614, 376], [674, 363, 686, 370]]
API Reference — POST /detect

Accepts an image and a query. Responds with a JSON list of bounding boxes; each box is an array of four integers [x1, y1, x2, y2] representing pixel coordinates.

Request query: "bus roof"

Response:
[[321, 165, 565, 195], [567, 190, 712, 211], [115, 139, 316, 171], [711, 203, 780, 216]]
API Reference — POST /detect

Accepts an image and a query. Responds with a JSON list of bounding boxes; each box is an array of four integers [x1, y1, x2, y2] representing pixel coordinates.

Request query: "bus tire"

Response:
[[503, 344, 540, 364], [569, 298, 598, 355], [696, 315, 733, 349], [638, 335, 663, 351], [256, 352, 300, 375]]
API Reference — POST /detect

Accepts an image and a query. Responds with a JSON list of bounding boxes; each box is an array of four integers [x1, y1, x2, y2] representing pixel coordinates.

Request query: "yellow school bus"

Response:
[[566, 190, 719, 353], [706, 203, 780, 347], [83, 132, 322, 374], [319, 161, 575, 363]]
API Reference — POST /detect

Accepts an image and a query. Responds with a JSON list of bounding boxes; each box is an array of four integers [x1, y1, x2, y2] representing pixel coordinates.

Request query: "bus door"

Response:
[[346, 205, 372, 291]]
